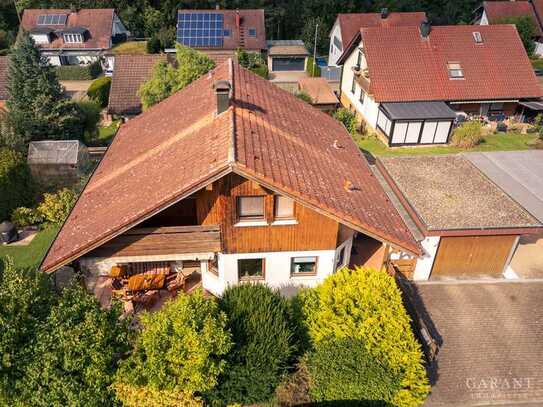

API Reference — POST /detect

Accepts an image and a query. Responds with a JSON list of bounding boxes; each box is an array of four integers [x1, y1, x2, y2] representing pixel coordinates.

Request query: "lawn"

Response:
[[97, 119, 121, 145], [112, 41, 148, 55], [0, 226, 59, 269], [356, 132, 539, 157]]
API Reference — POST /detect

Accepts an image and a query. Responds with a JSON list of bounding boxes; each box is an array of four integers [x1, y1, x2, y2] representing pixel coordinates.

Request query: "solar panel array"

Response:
[[37, 14, 67, 25], [176, 12, 224, 48]]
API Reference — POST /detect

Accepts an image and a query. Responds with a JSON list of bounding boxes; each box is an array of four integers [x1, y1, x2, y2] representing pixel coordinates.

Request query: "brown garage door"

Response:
[[431, 235, 517, 278]]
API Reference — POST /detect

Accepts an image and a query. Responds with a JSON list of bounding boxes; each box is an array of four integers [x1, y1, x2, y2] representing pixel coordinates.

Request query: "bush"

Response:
[[114, 290, 231, 406], [236, 49, 268, 78], [451, 120, 483, 148], [87, 77, 111, 108], [37, 188, 77, 225], [0, 148, 34, 221], [77, 100, 102, 141], [251, 64, 268, 78], [55, 61, 102, 80], [296, 91, 313, 103], [146, 35, 161, 54], [210, 284, 297, 405], [307, 337, 402, 403], [11, 207, 43, 227], [334, 108, 358, 135], [306, 57, 321, 77], [298, 268, 429, 407]]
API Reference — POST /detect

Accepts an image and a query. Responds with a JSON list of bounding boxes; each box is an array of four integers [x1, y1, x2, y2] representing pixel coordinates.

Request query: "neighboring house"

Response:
[[328, 9, 426, 66], [27, 140, 90, 185], [0, 56, 7, 111], [175, 9, 266, 63], [298, 77, 339, 113], [267, 40, 310, 80], [337, 23, 542, 146], [20, 8, 128, 67], [475, 0, 543, 56], [108, 54, 168, 117], [376, 155, 543, 280], [40, 59, 421, 297]]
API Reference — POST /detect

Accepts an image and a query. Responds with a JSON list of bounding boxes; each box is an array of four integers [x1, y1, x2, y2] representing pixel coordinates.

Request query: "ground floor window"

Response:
[[291, 256, 317, 276], [238, 258, 265, 281]]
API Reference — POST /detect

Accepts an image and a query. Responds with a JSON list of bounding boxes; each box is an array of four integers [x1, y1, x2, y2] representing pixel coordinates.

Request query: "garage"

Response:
[[431, 235, 517, 278], [376, 101, 456, 146], [271, 57, 306, 72]]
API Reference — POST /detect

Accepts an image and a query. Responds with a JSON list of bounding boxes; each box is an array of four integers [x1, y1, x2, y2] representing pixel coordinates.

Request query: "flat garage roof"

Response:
[[380, 101, 457, 121], [379, 155, 541, 231], [463, 151, 543, 223]]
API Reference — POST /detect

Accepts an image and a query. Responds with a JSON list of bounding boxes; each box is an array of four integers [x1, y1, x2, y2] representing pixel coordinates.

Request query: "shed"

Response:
[[298, 77, 339, 113], [377, 155, 543, 280], [267, 40, 309, 73], [28, 140, 89, 185]]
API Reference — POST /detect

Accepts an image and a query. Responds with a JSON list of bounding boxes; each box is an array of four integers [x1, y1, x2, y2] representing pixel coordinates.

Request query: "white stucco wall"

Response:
[[328, 19, 343, 66], [389, 236, 440, 281], [479, 10, 489, 25], [340, 42, 381, 128]]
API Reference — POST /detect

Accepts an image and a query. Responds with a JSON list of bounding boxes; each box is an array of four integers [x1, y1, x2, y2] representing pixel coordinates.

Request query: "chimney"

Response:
[[213, 80, 232, 115], [420, 20, 431, 38], [381, 8, 389, 19], [215, 4, 220, 10]]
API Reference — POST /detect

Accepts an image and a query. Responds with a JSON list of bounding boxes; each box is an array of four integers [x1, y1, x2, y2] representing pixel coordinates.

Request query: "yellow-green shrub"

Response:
[[37, 188, 77, 225], [298, 267, 429, 407], [451, 120, 483, 148]]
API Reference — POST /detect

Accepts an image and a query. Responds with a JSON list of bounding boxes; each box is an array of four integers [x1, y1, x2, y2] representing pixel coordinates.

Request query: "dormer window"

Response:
[[64, 33, 83, 43], [248, 28, 257, 37], [447, 62, 464, 79]]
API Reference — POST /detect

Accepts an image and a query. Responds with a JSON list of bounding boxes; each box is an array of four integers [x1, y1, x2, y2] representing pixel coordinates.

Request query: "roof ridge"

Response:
[[227, 58, 236, 165]]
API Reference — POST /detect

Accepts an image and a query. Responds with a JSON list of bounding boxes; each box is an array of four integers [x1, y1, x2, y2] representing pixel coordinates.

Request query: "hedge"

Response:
[[87, 77, 111, 108], [0, 148, 34, 221], [306, 56, 321, 77], [298, 267, 430, 407], [56, 61, 102, 80], [210, 284, 297, 405]]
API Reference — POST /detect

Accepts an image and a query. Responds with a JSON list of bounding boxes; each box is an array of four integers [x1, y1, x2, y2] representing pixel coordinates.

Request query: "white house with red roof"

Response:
[[337, 21, 542, 146], [328, 9, 426, 66], [20, 8, 128, 67]]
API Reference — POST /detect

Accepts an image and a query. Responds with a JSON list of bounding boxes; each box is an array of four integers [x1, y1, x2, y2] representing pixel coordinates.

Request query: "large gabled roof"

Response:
[[482, 1, 543, 36], [41, 60, 420, 273], [21, 8, 115, 50], [352, 24, 542, 102]]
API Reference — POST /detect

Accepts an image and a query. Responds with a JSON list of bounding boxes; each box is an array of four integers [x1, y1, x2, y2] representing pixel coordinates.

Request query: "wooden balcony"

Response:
[[89, 225, 221, 258]]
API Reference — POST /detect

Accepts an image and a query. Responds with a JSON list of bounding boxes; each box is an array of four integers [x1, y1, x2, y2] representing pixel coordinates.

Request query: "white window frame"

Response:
[[63, 33, 83, 44]]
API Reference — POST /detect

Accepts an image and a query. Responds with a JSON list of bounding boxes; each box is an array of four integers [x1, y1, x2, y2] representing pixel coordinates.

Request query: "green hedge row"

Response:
[[55, 61, 102, 80]]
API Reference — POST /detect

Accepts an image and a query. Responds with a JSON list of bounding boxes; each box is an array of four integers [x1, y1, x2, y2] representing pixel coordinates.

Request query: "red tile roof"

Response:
[[483, 1, 542, 35], [0, 56, 8, 100], [41, 60, 420, 273], [108, 54, 167, 116], [337, 12, 426, 50], [177, 9, 266, 51], [360, 24, 542, 103], [21, 9, 115, 49], [532, 0, 543, 24]]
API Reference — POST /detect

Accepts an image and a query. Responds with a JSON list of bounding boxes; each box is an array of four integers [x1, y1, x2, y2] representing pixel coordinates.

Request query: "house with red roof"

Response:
[[40, 59, 422, 299], [20, 8, 128, 67], [337, 21, 542, 146], [328, 9, 427, 66], [175, 9, 266, 63], [475, 0, 543, 56]]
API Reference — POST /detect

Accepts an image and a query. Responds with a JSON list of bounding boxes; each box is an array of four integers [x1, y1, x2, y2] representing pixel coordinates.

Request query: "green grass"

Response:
[[112, 41, 148, 55], [0, 226, 59, 269], [356, 132, 539, 157], [97, 119, 121, 145], [531, 57, 543, 70]]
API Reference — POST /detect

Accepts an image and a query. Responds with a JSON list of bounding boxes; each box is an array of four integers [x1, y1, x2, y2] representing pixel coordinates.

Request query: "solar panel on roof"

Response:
[[176, 12, 224, 48], [37, 14, 67, 25]]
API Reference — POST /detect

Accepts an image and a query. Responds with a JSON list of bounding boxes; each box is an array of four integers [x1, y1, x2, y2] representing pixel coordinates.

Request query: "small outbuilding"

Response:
[[267, 40, 309, 81], [28, 140, 89, 185], [298, 77, 339, 113]]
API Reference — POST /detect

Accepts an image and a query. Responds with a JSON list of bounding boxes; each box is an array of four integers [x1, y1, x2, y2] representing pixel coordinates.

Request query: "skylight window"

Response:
[[37, 14, 67, 25], [473, 31, 483, 44], [447, 62, 464, 79], [248, 28, 257, 37]]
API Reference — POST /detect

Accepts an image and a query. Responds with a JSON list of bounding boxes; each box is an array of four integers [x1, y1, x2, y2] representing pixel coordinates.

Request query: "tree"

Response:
[[0, 147, 34, 221], [138, 45, 216, 109], [498, 15, 536, 56], [113, 290, 231, 406], [300, 17, 329, 56], [19, 283, 131, 407], [7, 32, 84, 142], [298, 267, 430, 407], [210, 284, 297, 405], [143, 6, 162, 37], [0, 258, 55, 403]]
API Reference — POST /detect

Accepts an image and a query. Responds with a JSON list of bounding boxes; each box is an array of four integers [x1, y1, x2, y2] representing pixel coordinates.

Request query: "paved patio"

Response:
[[411, 281, 543, 406]]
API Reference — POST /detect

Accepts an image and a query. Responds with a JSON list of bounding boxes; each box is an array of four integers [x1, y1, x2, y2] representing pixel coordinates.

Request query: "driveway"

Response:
[[410, 281, 543, 406]]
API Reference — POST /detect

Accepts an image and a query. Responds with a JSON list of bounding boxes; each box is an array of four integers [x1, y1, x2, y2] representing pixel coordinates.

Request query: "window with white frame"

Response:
[[63, 33, 83, 43], [291, 256, 317, 276], [447, 62, 464, 79], [238, 258, 264, 280]]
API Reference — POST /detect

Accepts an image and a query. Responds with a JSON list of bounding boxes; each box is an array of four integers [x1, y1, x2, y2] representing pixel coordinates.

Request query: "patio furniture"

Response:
[[127, 273, 165, 292], [109, 265, 128, 279]]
